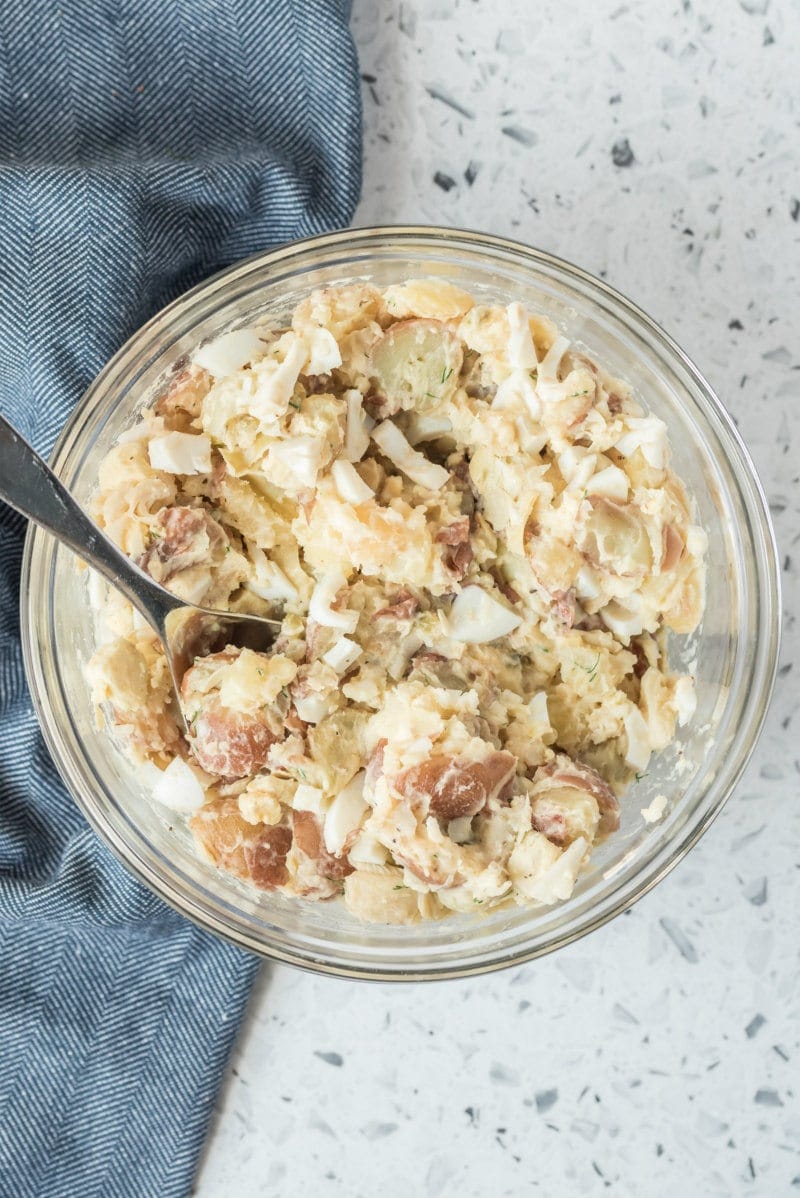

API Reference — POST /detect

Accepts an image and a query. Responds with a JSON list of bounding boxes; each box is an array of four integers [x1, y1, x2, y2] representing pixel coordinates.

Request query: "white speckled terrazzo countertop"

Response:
[[195, 2, 799, 1193]]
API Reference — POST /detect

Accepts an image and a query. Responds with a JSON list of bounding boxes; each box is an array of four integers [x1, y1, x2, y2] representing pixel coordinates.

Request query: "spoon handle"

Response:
[[0, 413, 172, 625]]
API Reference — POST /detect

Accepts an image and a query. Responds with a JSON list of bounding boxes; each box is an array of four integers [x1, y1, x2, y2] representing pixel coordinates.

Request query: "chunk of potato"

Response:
[[531, 788, 600, 846], [343, 867, 421, 924], [394, 750, 517, 821], [581, 498, 651, 576], [191, 798, 292, 889], [383, 279, 474, 321], [531, 755, 620, 836], [369, 319, 463, 414]]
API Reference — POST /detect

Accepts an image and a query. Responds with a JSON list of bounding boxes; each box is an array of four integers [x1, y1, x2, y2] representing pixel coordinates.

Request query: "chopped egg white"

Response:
[[304, 326, 342, 375], [614, 416, 668, 470], [293, 783, 326, 815], [371, 420, 449, 490], [448, 585, 521, 644], [623, 705, 652, 772], [586, 464, 630, 502], [324, 772, 368, 855], [246, 547, 299, 602], [344, 390, 371, 462], [152, 757, 206, 814], [148, 432, 212, 475], [322, 636, 362, 674], [641, 793, 668, 824], [265, 434, 324, 490], [506, 302, 537, 370], [194, 328, 266, 378], [308, 573, 359, 633], [332, 459, 374, 504]]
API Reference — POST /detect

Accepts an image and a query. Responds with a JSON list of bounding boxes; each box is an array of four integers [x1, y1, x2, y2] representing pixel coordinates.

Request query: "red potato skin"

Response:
[[189, 701, 278, 777], [530, 802, 570, 846], [394, 750, 517, 822], [444, 541, 473, 581], [140, 505, 227, 582], [155, 367, 212, 421], [208, 453, 228, 498], [661, 524, 685, 573], [284, 708, 309, 736], [373, 590, 420, 621], [364, 739, 388, 797], [551, 588, 576, 628], [490, 569, 522, 606], [181, 652, 280, 778], [244, 825, 293, 889], [435, 516, 470, 547], [410, 650, 447, 668], [436, 516, 473, 580], [303, 617, 327, 661], [160, 506, 217, 555], [190, 798, 291, 890], [532, 756, 620, 835]]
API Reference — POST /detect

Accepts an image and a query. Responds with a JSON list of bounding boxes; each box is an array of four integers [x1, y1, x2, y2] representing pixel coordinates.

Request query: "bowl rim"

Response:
[[20, 224, 782, 981]]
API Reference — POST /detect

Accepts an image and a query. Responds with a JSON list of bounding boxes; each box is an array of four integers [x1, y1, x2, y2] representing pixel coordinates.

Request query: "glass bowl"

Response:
[[21, 227, 780, 981]]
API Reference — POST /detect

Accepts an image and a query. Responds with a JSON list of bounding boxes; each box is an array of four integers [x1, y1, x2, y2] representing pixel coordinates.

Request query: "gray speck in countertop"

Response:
[[426, 1156, 455, 1197], [314, 1051, 344, 1067], [611, 137, 635, 167], [433, 170, 456, 191], [501, 125, 537, 147], [731, 824, 766, 852], [687, 159, 718, 179], [659, 918, 699, 963], [762, 345, 792, 364], [743, 876, 768, 906], [425, 85, 474, 118], [490, 1062, 520, 1085], [308, 1114, 338, 1139], [398, 2, 417, 37], [464, 159, 480, 185], [754, 1089, 784, 1107], [745, 1014, 767, 1038], [535, 1089, 559, 1114], [777, 413, 791, 452], [361, 1122, 399, 1141], [572, 1118, 600, 1142]]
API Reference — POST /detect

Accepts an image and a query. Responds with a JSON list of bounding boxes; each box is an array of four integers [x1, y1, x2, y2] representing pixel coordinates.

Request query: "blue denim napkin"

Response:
[[0, 2, 361, 1195]]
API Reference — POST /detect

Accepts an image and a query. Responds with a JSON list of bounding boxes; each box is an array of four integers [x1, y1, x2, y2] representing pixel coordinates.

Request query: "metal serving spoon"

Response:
[[0, 413, 280, 731]]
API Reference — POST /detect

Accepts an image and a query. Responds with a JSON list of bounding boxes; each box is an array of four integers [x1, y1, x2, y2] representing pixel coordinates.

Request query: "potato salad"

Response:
[[87, 279, 706, 924]]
